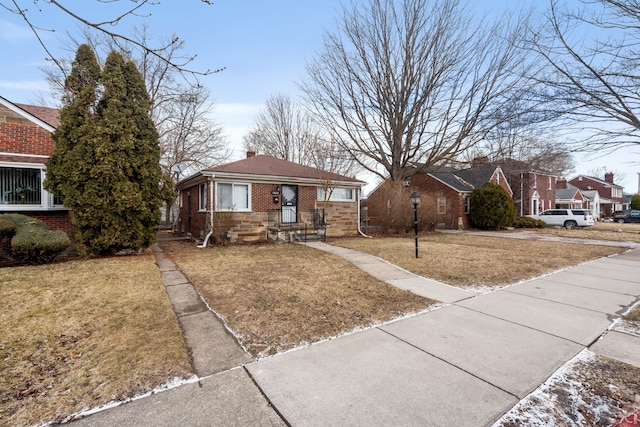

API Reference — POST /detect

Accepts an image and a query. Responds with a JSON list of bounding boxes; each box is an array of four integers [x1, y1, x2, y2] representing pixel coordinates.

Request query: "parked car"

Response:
[[528, 209, 595, 229], [615, 209, 640, 224]]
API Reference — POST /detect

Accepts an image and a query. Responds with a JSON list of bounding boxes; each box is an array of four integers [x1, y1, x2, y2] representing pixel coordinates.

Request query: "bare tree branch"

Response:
[[523, 0, 640, 153], [3, 0, 222, 78], [301, 0, 532, 182]]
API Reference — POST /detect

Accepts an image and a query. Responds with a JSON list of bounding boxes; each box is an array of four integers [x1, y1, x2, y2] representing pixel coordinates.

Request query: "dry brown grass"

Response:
[[0, 254, 191, 426], [331, 233, 625, 288], [536, 222, 640, 243], [624, 305, 640, 323], [161, 241, 435, 358]]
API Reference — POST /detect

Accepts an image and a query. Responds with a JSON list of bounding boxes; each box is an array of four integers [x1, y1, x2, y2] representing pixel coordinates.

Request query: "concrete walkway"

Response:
[[71, 236, 640, 426]]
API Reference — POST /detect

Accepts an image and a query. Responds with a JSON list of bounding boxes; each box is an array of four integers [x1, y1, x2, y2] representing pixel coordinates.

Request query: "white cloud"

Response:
[[0, 80, 49, 92], [0, 19, 33, 42]]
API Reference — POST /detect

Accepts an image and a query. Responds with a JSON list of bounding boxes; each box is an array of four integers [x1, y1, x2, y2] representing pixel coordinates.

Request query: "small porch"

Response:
[[266, 209, 327, 242]]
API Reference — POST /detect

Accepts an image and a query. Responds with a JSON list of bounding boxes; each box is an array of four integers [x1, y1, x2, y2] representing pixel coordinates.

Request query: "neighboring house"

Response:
[[175, 150, 365, 243], [555, 179, 586, 209], [581, 189, 601, 218], [367, 163, 512, 230], [495, 158, 557, 217], [569, 173, 624, 218], [0, 96, 71, 232]]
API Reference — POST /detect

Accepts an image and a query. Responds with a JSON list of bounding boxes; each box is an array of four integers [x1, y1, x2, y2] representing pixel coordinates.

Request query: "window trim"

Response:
[[437, 196, 446, 215], [317, 187, 356, 202], [215, 182, 251, 212], [0, 162, 66, 211], [198, 183, 207, 211]]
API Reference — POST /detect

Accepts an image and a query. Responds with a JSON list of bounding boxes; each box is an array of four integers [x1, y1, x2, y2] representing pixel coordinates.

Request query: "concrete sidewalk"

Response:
[[71, 239, 640, 426], [246, 243, 640, 426]]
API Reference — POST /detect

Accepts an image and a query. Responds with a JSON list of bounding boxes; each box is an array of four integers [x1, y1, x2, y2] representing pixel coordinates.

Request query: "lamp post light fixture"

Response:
[[410, 191, 421, 258]]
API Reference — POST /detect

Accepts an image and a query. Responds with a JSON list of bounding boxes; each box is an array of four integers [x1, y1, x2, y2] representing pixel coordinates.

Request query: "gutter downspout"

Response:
[[357, 187, 371, 238], [198, 175, 215, 248]]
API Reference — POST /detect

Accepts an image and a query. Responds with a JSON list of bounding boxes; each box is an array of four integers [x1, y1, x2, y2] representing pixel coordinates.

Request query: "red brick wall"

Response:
[[28, 211, 73, 234], [0, 105, 55, 156], [177, 180, 361, 241]]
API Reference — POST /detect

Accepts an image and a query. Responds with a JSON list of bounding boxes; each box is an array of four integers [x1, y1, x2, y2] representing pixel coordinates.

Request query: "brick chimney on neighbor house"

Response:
[[246, 147, 256, 158], [605, 172, 614, 183], [557, 178, 567, 189]]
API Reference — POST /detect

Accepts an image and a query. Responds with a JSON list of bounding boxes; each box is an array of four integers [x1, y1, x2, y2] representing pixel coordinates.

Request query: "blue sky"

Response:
[[1, 0, 638, 194]]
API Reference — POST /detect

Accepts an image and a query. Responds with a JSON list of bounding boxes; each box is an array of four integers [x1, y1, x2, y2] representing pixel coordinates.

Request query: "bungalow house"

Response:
[[366, 163, 512, 231], [175, 150, 365, 243], [555, 179, 586, 209], [0, 96, 71, 232], [581, 190, 601, 217], [569, 173, 624, 218], [495, 158, 557, 217]]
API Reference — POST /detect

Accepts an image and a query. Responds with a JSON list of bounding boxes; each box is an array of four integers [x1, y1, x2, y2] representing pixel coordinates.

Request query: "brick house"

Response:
[[495, 159, 557, 217], [555, 179, 586, 209], [366, 164, 512, 230], [0, 96, 72, 232], [569, 173, 624, 218], [175, 151, 365, 243]]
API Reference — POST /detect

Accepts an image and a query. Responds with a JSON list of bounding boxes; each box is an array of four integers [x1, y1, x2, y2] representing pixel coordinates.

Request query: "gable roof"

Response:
[[556, 184, 582, 201], [15, 103, 60, 128], [571, 174, 624, 189], [428, 164, 512, 195], [182, 155, 364, 186], [0, 95, 59, 130]]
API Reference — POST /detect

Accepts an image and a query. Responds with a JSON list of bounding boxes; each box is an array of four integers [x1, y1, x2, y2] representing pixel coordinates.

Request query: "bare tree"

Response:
[[159, 85, 230, 177], [40, 31, 230, 177], [524, 0, 640, 152], [301, 0, 531, 183], [2, 0, 220, 78], [243, 94, 318, 165]]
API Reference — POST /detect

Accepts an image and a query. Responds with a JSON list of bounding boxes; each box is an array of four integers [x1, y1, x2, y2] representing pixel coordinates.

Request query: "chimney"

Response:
[[246, 147, 256, 158], [471, 155, 488, 168], [605, 172, 614, 183], [557, 178, 567, 189]]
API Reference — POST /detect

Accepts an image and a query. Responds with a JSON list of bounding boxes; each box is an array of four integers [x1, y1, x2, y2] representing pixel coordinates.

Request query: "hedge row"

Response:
[[0, 214, 70, 264]]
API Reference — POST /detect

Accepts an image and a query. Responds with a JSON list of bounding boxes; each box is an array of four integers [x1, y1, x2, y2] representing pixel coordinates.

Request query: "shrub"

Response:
[[468, 182, 516, 230], [513, 216, 547, 229], [1, 214, 70, 264], [0, 217, 16, 239]]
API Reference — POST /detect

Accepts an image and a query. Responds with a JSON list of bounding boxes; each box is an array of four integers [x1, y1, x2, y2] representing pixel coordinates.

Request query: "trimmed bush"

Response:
[[513, 216, 547, 229], [1, 214, 70, 264], [0, 217, 16, 239], [468, 182, 516, 230]]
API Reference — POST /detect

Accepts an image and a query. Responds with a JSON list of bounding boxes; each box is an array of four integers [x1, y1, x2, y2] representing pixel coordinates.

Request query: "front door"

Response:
[[281, 184, 298, 224]]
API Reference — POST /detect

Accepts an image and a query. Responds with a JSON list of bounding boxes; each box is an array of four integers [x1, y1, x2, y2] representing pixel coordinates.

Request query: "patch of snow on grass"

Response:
[[492, 349, 622, 427]]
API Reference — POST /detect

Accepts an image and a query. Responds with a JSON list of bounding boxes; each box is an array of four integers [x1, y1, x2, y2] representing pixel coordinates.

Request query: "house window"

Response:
[[0, 166, 42, 205], [317, 187, 355, 201], [533, 174, 537, 188], [464, 196, 470, 214], [548, 176, 552, 190], [437, 196, 446, 214], [198, 183, 207, 211], [216, 182, 250, 211]]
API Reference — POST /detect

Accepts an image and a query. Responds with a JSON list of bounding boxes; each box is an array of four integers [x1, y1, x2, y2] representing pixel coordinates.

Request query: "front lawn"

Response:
[[0, 254, 191, 426], [537, 222, 640, 243], [161, 241, 435, 358], [331, 233, 625, 289]]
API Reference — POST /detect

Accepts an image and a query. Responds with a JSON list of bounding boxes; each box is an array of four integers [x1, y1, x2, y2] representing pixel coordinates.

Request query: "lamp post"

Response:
[[410, 191, 421, 258]]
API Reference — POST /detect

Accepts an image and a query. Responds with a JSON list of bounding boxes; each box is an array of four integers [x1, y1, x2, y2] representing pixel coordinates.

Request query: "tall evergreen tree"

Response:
[[45, 45, 163, 256]]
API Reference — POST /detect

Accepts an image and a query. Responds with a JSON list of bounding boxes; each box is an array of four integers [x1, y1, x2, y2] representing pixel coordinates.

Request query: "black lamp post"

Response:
[[410, 191, 421, 258]]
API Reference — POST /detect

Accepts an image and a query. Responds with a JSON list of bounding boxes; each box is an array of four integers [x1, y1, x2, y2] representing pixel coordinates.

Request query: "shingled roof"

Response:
[[15, 103, 60, 128], [202, 155, 364, 184], [428, 164, 503, 192]]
